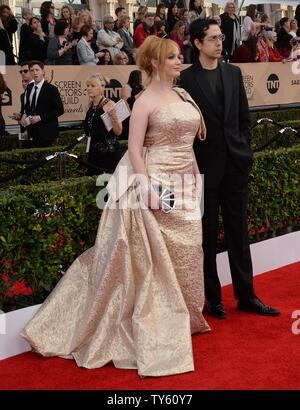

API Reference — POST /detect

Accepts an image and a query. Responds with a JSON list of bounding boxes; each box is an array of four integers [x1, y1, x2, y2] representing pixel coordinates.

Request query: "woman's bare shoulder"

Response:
[[132, 89, 153, 112]]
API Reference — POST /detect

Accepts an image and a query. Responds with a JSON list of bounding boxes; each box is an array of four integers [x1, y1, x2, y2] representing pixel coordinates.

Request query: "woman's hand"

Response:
[[198, 112, 206, 140], [143, 135, 155, 147], [139, 184, 162, 210], [103, 100, 122, 135], [120, 85, 131, 101], [103, 100, 116, 114]]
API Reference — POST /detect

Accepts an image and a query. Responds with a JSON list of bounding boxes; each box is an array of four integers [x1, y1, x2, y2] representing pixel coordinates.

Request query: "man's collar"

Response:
[[34, 79, 45, 88]]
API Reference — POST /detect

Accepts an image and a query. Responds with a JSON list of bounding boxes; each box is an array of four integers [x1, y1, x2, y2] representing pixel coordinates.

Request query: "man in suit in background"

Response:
[[21, 60, 64, 147], [180, 18, 280, 318], [10, 62, 34, 147]]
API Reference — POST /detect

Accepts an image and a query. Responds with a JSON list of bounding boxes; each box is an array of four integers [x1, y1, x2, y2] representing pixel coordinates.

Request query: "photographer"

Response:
[[46, 19, 74, 65], [84, 74, 123, 175]]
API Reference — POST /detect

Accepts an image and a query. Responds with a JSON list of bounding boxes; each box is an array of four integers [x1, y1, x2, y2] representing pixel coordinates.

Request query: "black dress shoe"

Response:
[[237, 297, 281, 316], [206, 301, 227, 319]]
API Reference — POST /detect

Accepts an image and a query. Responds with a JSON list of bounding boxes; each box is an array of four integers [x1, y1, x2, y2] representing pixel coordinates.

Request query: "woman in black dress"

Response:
[[28, 17, 49, 62], [120, 70, 144, 140], [84, 74, 123, 175]]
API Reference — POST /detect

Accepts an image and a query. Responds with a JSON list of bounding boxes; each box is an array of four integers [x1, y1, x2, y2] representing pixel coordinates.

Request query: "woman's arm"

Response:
[[127, 98, 149, 186], [103, 100, 123, 136], [110, 111, 122, 136], [192, 150, 202, 202]]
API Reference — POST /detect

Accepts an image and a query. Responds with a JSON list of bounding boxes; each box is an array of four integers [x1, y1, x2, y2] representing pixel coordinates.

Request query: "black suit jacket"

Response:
[[25, 81, 64, 145], [180, 61, 253, 188]]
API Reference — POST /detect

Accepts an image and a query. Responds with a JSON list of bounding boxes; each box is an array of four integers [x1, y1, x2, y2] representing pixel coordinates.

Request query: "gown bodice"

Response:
[[146, 100, 200, 150]]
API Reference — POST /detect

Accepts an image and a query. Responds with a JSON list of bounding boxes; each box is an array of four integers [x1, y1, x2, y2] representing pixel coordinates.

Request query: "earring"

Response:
[[156, 71, 160, 82]]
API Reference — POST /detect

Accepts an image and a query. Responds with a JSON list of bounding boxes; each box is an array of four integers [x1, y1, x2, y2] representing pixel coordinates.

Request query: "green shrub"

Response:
[[0, 176, 101, 309], [250, 108, 300, 123], [248, 145, 300, 236], [0, 144, 88, 188], [251, 120, 300, 151]]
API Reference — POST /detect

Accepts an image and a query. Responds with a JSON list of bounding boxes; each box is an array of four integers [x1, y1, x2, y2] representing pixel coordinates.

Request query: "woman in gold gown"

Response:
[[21, 36, 210, 377]]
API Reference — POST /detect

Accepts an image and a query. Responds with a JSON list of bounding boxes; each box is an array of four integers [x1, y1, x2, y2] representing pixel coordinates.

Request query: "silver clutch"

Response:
[[152, 184, 176, 213]]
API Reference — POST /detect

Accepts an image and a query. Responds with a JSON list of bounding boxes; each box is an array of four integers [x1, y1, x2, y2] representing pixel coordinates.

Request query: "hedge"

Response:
[[3, 107, 300, 151], [250, 108, 300, 123], [0, 145, 299, 311], [0, 140, 129, 188], [248, 145, 300, 236], [1, 131, 299, 190], [0, 144, 88, 188], [0, 176, 101, 310]]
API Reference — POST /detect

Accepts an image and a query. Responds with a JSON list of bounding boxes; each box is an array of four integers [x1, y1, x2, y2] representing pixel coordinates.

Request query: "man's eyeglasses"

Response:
[[19, 69, 29, 74], [206, 34, 225, 42]]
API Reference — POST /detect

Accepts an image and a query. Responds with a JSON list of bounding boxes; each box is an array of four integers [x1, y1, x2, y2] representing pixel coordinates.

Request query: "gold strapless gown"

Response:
[[21, 98, 210, 377]]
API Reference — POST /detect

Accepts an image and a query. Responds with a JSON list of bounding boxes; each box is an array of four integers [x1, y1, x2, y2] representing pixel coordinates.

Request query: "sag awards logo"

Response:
[[266, 74, 280, 94], [243, 75, 254, 99], [1, 87, 12, 107], [53, 76, 122, 114], [291, 60, 300, 75]]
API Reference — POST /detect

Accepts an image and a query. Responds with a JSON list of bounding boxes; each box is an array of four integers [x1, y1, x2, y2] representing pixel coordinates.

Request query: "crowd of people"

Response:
[[1, 1, 300, 66]]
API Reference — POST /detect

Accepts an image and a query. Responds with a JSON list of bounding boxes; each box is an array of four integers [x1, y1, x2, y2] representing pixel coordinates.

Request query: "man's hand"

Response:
[[143, 135, 155, 147], [20, 115, 28, 127], [30, 115, 41, 124], [9, 112, 21, 121]]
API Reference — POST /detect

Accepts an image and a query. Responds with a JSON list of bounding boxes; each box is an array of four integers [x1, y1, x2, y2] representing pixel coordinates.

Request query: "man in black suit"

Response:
[[180, 18, 280, 318], [21, 60, 64, 147], [10, 62, 34, 147]]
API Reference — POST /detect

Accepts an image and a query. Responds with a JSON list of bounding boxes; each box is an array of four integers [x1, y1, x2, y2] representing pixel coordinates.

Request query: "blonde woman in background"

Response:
[[60, 4, 74, 31], [114, 50, 129, 65]]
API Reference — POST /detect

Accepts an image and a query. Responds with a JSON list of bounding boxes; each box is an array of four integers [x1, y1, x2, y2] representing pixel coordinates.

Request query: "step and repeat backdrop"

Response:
[[2, 62, 300, 126]]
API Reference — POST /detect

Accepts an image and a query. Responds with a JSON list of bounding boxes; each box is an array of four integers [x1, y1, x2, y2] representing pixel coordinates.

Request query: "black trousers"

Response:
[[202, 157, 256, 304]]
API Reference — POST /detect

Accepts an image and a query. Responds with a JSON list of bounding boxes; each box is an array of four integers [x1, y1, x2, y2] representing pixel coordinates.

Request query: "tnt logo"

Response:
[[0, 310, 6, 334], [104, 79, 122, 102], [291, 310, 300, 335], [267, 74, 280, 94]]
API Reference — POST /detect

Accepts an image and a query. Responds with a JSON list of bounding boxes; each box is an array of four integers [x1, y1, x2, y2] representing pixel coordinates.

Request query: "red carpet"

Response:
[[0, 262, 299, 390]]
